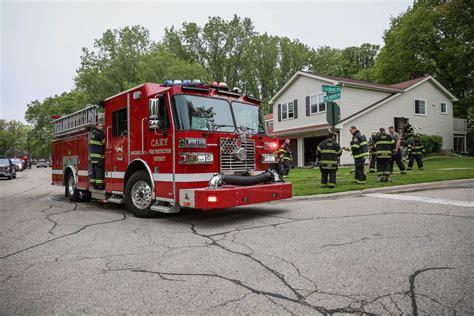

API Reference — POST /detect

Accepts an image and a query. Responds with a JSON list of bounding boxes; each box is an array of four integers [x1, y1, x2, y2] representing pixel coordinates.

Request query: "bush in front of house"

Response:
[[420, 134, 443, 154]]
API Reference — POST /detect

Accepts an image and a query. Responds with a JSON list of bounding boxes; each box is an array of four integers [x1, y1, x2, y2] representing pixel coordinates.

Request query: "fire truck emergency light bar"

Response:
[[52, 105, 98, 137]]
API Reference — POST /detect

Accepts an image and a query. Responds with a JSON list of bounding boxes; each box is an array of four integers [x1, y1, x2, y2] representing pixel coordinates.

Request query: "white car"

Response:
[[36, 159, 49, 168], [11, 159, 23, 171]]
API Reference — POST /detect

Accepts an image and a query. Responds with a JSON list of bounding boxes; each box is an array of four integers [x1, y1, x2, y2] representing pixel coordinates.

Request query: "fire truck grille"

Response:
[[220, 138, 256, 173]]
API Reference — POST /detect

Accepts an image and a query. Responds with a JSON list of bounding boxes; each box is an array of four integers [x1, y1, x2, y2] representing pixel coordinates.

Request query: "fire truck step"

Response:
[[151, 202, 180, 214], [108, 195, 125, 204], [90, 189, 106, 200]]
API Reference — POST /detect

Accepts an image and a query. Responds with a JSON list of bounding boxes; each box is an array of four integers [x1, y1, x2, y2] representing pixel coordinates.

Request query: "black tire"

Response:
[[125, 170, 158, 218], [66, 171, 80, 202], [7, 175, 12, 180]]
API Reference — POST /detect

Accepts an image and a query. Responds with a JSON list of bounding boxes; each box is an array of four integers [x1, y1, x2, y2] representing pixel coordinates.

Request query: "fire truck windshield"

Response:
[[173, 95, 235, 132], [232, 102, 265, 135]]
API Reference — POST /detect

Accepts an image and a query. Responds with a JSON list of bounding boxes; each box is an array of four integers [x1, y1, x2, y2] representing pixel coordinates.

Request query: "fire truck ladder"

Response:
[[52, 105, 98, 137]]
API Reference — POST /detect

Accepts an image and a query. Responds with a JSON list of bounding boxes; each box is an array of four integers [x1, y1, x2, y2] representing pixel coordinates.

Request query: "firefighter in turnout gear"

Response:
[[346, 126, 369, 184], [407, 134, 425, 170], [373, 128, 396, 182], [389, 126, 407, 174], [368, 132, 378, 173], [277, 139, 293, 177], [89, 119, 105, 190], [403, 119, 415, 142], [315, 133, 342, 188]]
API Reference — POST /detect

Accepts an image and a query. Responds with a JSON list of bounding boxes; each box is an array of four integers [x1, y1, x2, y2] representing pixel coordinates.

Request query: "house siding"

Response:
[[339, 80, 454, 164], [272, 76, 391, 134]]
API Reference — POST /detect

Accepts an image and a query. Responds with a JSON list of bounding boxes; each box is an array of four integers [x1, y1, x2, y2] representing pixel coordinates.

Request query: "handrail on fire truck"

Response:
[[52, 105, 98, 137]]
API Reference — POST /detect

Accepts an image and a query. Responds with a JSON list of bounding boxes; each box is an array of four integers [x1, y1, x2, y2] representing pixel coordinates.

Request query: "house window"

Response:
[[310, 93, 327, 114], [282, 101, 294, 120], [112, 108, 128, 137], [441, 102, 448, 114], [414, 99, 426, 115]]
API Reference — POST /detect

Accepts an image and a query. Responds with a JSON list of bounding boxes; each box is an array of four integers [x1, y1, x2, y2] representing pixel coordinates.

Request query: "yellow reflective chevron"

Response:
[[89, 140, 103, 146]]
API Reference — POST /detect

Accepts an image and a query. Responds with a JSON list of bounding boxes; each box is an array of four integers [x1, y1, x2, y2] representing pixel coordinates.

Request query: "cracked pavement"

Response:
[[1, 168, 473, 314]]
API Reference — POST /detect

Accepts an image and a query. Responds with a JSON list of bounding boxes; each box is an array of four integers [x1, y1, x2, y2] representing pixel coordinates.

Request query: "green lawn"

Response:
[[287, 156, 474, 196]]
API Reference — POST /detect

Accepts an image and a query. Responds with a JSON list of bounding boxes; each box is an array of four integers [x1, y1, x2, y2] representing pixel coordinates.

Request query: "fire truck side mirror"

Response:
[[148, 98, 160, 129]]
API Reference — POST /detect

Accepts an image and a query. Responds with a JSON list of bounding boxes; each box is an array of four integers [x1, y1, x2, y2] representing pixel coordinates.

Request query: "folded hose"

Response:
[[208, 169, 282, 189]]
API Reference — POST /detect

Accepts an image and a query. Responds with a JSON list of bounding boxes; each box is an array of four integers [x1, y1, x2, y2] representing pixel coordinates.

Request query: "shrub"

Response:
[[420, 134, 443, 154]]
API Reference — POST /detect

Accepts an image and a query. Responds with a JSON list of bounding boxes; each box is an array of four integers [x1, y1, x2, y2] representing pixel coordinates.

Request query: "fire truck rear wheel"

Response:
[[66, 171, 80, 202], [125, 170, 158, 218]]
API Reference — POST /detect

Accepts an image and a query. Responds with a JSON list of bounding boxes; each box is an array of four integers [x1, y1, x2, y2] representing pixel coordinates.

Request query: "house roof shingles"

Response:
[[388, 76, 429, 90]]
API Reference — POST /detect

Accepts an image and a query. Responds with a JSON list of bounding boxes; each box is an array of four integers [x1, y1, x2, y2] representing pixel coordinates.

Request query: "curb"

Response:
[[288, 178, 474, 202]]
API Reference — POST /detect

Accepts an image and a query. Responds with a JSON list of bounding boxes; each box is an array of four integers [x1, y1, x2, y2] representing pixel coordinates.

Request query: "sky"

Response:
[[0, 0, 412, 122]]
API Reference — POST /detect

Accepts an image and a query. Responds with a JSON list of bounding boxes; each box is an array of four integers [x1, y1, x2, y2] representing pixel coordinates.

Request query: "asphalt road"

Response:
[[1, 168, 473, 315]]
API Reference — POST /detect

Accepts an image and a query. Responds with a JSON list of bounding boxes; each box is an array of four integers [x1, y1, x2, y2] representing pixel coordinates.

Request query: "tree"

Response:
[[25, 90, 88, 158], [75, 25, 152, 103], [0, 120, 29, 157], [163, 15, 255, 88], [374, 0, 474, 100]]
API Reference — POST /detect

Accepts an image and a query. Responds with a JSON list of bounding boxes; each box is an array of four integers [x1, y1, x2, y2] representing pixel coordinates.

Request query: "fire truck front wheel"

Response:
[[125, 170, 158, 218], [66, 171, 80, 202]]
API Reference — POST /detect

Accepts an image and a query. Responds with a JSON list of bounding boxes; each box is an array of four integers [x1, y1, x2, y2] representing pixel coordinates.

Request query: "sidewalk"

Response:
[[290, 178, 474, 202]]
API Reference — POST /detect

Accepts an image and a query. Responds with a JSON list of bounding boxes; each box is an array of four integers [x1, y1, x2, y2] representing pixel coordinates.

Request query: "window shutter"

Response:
[[306, 96, 310, 116], [294, 99, 298, 119], [278, 104, 281, 122]]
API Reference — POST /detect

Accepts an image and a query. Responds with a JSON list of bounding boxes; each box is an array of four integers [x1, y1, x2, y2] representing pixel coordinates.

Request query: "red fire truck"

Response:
[[51, 81, 292, 217]]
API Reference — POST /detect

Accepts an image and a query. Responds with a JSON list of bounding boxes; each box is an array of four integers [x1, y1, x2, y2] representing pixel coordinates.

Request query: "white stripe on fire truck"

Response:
[[106, 171, 126, 179], [153, 173, 217, 182], [51, 169, 63, 175], [77, 170, 88, 176]]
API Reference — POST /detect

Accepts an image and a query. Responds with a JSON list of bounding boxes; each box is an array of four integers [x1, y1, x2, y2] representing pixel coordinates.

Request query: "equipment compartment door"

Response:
[[108, 107, 129, 193]]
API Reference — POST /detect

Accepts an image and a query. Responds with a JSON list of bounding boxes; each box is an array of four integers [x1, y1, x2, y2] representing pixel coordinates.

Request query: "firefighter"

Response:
[[277, 139, 293, 177], [89, 119, 105, 190], [368, 132, 378, 173], [373, 128, 396, 182], [388, 126, 407, 174], [345, 126, 369, 184], [403, 118, 415, 142], [315, 132, 342, 188], [407, 134, 425, 170]]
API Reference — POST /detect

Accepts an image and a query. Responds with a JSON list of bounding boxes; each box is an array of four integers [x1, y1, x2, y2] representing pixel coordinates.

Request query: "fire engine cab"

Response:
[[51, 81, 292, 217]]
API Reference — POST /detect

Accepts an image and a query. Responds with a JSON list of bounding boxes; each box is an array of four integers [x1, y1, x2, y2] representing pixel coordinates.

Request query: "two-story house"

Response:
[[269, 71, 466, 166]]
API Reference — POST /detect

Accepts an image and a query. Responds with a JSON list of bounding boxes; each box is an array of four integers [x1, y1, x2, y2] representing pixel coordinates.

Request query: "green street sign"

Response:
[[323, 92, 341, 102], [326, 102, 341, 127], [322, 85, 341, 94]]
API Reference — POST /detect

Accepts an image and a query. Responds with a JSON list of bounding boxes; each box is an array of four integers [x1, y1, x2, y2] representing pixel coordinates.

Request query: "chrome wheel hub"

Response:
[[68, 175, 75, 196], [131, 181, 152, 209]]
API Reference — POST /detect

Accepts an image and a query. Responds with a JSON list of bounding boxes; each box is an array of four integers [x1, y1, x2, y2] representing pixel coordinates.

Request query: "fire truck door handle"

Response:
[[106, 126, 112, 148]]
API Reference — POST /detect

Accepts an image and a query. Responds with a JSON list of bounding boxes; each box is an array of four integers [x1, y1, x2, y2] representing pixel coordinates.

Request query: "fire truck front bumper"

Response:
[[179, 182, 292, 210]]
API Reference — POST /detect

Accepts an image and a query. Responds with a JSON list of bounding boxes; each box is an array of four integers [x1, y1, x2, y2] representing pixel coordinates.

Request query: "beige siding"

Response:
[[339, 80, 454, 165], [272, 76, 390, 134], [339, 87, 391, 119], [272, 76, 333, 133]]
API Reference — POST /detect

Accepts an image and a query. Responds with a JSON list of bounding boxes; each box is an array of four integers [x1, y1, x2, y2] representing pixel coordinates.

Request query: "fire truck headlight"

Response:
[[179, 138, 207, 148], [261, 154, 277, 164]]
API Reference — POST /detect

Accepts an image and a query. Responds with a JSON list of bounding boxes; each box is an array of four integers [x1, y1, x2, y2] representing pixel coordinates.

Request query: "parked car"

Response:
[[36, 159, 49, 168], [11, 158, 23, 171], [0, 158, 17, 179]]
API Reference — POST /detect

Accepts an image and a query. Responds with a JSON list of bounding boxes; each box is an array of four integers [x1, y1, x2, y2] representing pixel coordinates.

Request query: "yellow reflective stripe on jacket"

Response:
[[90, 153, 104, 159], [320, 149, 337, 153], [320, 160, 338, 164], [375, 140, 394, 145], [89, 140, 103, 146], [353, 152, 369, 158]]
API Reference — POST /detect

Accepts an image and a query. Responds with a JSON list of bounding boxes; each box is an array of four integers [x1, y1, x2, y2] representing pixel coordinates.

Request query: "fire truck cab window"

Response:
[[173, 95, 234, 132], [232, 102, 265, 134], [112, 108, 128, 137]]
